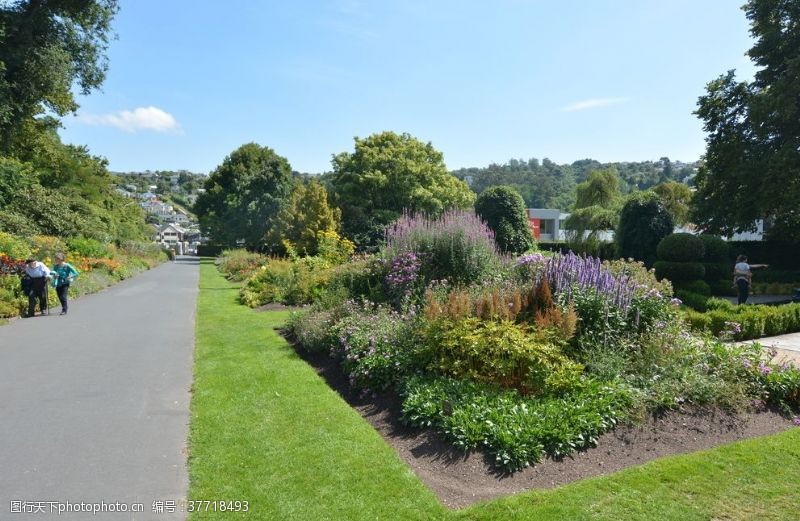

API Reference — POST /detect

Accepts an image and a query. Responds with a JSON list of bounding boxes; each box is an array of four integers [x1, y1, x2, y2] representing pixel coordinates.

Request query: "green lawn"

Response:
[[189, 260, 800, 520]]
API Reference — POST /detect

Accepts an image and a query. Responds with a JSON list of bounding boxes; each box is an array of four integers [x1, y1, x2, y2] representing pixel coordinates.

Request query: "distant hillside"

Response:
[[451, 157, 697, 211]]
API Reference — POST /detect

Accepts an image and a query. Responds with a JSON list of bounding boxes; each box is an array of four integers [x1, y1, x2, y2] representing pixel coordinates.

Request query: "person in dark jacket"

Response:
[[23, 258, 51, 317]]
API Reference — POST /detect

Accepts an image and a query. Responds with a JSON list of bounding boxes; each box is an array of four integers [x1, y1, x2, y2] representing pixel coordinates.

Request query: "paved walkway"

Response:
[[739, 332, 800, 366], [0, 257, 198, 520]]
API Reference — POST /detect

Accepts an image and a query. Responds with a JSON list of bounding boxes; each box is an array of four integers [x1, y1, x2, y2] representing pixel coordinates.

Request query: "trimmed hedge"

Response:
[[654, 260, 705, 282], [699, 235, 729, 262], [656, 233, 705, 262], [727, 241, 800, 270], [197, 244, 224, 257], [703, 262, 731, 282], [538, 242, 617, 260], [685, 302, 800, 340]]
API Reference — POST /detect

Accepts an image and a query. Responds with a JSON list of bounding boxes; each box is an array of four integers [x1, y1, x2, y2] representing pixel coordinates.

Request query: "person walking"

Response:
[[23, 258, 51, 317], [51, 253, 79, 315]]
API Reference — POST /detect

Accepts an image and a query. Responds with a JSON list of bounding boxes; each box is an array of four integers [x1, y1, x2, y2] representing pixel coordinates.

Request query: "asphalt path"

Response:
[[0, 257, 198, 520]]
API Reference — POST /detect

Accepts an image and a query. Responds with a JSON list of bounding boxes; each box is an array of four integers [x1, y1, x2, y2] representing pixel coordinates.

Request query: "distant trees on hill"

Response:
[[452, 157, 696, 211]]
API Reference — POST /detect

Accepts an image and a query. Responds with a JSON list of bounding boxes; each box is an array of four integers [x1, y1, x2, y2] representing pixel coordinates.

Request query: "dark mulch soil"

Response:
[[283, 331, 796, 509], [255, 302, 305, 312]]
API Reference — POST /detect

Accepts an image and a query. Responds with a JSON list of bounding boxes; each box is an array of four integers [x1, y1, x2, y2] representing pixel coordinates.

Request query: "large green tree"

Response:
[[474, 185, 534, 254], [653, 181, 693, 227], [0, 0, 118, 150], [194, 143, 294, 251], [693, 0, 800, 240], [330, 131, 475, 249], [266, 180, 341, 256]]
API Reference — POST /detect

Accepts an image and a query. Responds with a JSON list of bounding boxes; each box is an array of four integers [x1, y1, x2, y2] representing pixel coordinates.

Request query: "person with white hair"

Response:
[[23, 257, 51, 317]]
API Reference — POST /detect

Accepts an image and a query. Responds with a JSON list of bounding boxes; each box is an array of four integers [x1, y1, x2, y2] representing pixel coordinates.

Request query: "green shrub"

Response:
[[703, 262, 731, 282], [401, 375, 633, 470], [615, 191, 674, 265], [699, 234, 729, 262], [474, 186, 535, 254], [654, 260, 706, 282], [706, 297, 736, 311], [66, 236, 111, 258], [656, 233, 705, 262], [684, 302, 800, 340], [286, 309, 339, 353], [675, 280, 711, 296], [331, 303, 423, 391], [675, 290, 708, 311], [29, 235, 68, 262], [709, 279, 737, 297], [240, 258, 330, 307], [0, 232, 32, 259], [422, 317, 583, 395], [327, 255, 388, 303], [216, 249, 267, 281]]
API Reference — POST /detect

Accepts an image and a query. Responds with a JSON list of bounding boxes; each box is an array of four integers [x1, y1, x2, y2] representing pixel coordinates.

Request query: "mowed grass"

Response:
[[189, 260, 800, 520]]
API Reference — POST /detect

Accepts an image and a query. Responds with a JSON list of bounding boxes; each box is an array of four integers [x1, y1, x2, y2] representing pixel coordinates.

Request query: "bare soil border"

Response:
[[285, 331, 796, 509]]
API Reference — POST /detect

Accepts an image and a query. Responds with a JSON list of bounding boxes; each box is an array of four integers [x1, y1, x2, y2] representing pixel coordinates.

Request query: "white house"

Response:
[[527, 209, 569, 242], [155, 223, 188, 254]]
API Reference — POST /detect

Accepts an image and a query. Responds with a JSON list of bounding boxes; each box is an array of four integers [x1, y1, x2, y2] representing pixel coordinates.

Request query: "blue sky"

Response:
[[60, 1, 756, 174]]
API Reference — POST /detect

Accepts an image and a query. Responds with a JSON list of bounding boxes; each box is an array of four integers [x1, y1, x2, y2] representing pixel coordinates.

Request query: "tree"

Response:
[[693, 0, 800, 240], [330, 131, 474, 249], [564, 168, 622, 254], [0, 0, 119, 150], [653, 181, 693, 226], [194, 143, 294, 250], [267, 180, 341, 255], [616, 191, 674, 265], [474, 186, 534, 254]]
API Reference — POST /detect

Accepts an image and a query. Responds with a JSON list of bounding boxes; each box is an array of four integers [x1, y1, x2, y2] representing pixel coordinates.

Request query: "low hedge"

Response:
[[684, 302, 800, 340]]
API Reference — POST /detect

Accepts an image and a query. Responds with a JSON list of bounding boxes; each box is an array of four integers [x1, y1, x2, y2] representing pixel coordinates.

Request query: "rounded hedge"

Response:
[[656, 233, 705, 262], [474, 186, 535, 254], [653, 260, 706, 282], [675, 279, 711, 296], [699, 234, 729, 262], [702, 262, 731, 282]]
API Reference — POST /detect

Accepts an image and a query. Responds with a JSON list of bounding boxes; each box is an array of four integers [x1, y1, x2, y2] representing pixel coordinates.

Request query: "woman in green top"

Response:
[[52, 253, 79, 315]]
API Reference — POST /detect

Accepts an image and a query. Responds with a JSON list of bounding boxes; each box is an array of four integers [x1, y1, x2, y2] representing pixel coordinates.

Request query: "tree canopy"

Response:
[[0, 0, 118, 150], [330, 131, 475, 250], [474, 185, 534, 254], [563, 168, 622, 254], [194, 143, 294, 251], [693, 0, 800, 240], [267, 180, 341, 256], [653, 181, 693, 227]]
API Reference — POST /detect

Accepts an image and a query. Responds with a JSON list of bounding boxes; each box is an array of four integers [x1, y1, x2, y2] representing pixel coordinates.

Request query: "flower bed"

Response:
[[0, 234, 168, 319], [273, 214, 800, 471]]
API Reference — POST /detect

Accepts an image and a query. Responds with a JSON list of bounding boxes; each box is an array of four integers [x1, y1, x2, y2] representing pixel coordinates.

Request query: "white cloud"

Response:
[[78, 106, 180, 133], [562, 97, 628, 112]]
